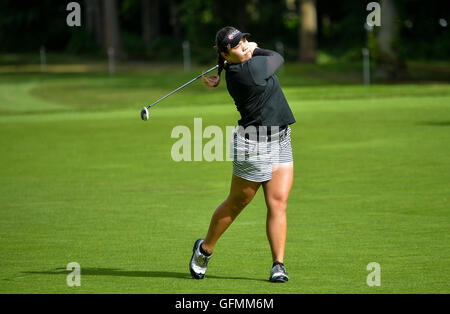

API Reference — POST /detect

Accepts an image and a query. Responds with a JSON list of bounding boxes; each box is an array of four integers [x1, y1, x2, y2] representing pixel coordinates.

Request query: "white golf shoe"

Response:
[[269, 262, 289, 282], [189, 239, 212, 279]]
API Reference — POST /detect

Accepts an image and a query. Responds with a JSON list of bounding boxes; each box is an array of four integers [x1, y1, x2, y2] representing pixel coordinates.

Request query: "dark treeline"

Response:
[[0, 0, 449, 64]]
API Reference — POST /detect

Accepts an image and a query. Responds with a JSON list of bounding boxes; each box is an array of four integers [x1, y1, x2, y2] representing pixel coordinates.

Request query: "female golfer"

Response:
[[189, 26, 296, 282]]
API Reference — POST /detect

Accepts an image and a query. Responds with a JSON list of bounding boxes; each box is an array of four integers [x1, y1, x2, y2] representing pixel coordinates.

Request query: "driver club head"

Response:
[[141, 107, 149, 121]]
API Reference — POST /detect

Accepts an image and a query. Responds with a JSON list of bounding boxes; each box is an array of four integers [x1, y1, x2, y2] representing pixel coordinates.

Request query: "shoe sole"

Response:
[[269, 275, 289, 283], [189, 239, 205, 280]]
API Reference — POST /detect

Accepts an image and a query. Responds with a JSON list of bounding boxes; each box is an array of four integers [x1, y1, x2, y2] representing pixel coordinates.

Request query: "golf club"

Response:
[[141, 65, 219, 121]]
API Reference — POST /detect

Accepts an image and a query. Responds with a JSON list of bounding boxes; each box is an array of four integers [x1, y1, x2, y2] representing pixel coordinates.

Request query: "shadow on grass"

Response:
[[417, 121, 450, 126], [21, 267, 268, 283]]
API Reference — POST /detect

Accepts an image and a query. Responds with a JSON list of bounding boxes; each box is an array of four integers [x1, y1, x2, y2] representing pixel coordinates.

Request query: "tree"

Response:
[[235, 0, 249, 31], [85, 0, 103, 47], [169, 0, 182, 39], [378, 0, 396, 57], [375, 0, 408, 80], [141, 0, 160, 47], [299, 0, 318, 63], [103, 0, 125, 58]]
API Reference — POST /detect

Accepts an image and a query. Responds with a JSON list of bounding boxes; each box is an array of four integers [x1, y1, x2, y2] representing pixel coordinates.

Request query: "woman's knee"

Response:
[[267, 195, 288, 213], [227, 194, 253, 214]]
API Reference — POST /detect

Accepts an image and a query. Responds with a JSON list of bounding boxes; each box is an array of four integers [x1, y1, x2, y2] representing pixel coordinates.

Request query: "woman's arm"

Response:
[[249, 48, 284, 83]]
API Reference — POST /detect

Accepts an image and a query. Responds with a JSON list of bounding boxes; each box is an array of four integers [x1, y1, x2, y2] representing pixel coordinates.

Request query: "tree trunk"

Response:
[[375, 0, 408, 80], [236, 0, 248, 31], [103, 0, 125, 58], [299, 0, 317, 63], [378, 0, 396, 57], [85, 0, 103, 47], [169, 0, 182, 39], [141, 0, 160, 46]]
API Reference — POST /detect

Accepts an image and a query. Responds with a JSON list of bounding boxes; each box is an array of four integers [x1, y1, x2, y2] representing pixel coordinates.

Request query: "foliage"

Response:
[[0, 0, 449, 62]]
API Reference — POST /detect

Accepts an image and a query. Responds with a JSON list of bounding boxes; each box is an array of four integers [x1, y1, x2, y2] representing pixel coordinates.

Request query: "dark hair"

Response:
[[202, 26, 235, 88]]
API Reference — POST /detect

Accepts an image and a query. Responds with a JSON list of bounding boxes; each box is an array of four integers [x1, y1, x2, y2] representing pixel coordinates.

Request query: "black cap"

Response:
[[217, 27, 250, 52]]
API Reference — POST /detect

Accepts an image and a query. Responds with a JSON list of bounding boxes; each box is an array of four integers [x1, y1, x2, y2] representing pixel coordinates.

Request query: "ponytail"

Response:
[[202, 26, 237, 88], [202, 53, 226, 88]]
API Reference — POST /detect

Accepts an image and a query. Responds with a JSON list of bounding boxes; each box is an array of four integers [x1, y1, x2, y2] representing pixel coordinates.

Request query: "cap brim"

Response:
[[230, 32, 251, 48]]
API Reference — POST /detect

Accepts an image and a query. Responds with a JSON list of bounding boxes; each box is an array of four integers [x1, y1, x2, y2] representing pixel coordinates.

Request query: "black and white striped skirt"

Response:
[[231, 125, 293, 182]]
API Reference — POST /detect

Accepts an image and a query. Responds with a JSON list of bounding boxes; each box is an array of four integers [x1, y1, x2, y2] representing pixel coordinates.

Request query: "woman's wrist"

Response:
[[248, 42, 258, 56], [252, 48, 275, 57]]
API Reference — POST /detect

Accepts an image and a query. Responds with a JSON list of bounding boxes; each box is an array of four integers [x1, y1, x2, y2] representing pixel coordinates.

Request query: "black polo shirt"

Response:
[[225, 48, 296, 128]]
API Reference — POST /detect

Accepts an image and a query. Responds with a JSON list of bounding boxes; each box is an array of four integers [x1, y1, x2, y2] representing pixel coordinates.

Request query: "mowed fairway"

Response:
[[0, 65, 449, 293]]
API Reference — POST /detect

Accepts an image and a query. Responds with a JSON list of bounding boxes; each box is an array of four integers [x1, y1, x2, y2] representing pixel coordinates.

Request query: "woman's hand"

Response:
[[247, 42, 258, 56]]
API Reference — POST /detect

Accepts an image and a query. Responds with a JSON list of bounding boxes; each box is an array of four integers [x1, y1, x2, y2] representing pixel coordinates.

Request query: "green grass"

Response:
[[0, 62, 449, 294]]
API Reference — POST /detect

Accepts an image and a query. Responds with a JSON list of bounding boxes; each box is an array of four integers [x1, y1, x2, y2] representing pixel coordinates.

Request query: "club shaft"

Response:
[[146, 65, 219, 109]]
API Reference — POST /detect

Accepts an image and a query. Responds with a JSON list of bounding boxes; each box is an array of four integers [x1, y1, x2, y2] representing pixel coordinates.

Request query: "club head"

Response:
[[141, 107, 149, 121]]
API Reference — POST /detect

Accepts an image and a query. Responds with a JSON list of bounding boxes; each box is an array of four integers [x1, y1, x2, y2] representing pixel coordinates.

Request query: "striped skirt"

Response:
[[231, 126, 293, 182]]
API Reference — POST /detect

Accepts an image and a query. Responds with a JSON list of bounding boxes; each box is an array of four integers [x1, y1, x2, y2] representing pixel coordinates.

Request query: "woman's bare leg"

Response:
[[262, 163, 294, 263], [202, 174, 261, 254]]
